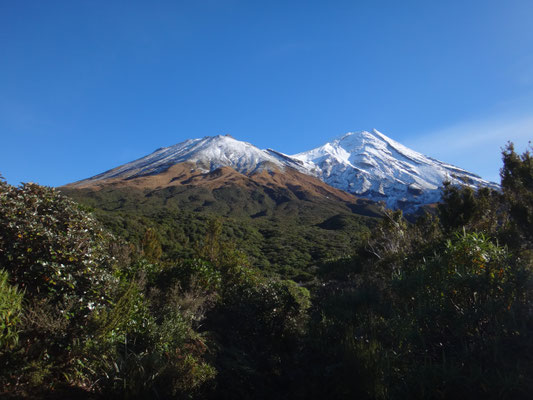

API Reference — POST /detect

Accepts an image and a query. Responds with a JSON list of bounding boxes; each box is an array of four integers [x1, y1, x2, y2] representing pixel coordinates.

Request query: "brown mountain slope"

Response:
[[66, 162, 356, 203], [62, 162, 382, 220]]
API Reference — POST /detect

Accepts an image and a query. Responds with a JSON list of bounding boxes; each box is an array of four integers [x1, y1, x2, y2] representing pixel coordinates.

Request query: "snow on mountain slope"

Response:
[[68, 130, 498, 213], [74, 135, 291, 184], [292, 129, 499, 211], [66, 134, 361, 205]]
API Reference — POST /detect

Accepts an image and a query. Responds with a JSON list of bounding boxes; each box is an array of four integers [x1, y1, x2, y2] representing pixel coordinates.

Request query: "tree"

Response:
[[439, 182, 502, 234], [501, 142, 533, 247], [141, 227, 163, 262]]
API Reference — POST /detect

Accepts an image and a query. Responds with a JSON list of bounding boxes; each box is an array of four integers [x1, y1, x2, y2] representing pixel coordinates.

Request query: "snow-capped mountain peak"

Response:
[[292, 129, 498, 211], [79, 135, 289, 183], [68, 130, 498, 213]]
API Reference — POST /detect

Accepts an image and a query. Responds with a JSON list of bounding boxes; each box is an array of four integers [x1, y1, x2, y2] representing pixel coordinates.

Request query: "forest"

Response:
[[1, 143, 532, 399]]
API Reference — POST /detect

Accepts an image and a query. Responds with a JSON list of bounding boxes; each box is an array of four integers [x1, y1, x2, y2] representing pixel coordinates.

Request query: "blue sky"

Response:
[[1, 0, 532, 186]]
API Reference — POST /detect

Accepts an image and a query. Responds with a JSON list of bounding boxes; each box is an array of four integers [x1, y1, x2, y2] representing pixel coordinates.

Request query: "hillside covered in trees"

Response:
[[1, 143, 532, 399]]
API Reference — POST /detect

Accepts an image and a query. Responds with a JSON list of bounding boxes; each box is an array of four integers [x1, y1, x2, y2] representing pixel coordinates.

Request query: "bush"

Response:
[[86, 278, 216, 398], [0, 269, 23, 350], [389, 232, 533, 398], [209, 277, 310, 399], [0, 178, 125, 394], [0, 180, 119, 315]]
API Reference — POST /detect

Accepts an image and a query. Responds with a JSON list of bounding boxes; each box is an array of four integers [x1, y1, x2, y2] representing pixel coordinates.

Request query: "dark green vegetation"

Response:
[[1, 143, 532, 399], [60, 183, 380, 281]]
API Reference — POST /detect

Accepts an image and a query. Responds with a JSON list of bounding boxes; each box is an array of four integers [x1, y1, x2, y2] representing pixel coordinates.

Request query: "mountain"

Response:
[[73, 135, 293, 183], [292, 129, 498, 211], [64, 134, 379, 219], [65, 134, 359, 203], [60, 130, 498, 274], [62, 134, 380, 275], [65, 130, 497, 214]]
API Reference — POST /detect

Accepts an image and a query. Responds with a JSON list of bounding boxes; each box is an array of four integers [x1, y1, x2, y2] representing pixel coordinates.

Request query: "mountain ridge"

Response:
[[65, 130, 498, 212], [292, 129, 498, 211]]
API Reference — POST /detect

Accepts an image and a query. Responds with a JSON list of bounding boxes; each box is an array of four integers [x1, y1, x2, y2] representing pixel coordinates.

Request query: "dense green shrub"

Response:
[[0, 269, 23, 350], [85, 277, 216, 398], [389, 232, 532, 398], [0, 180, 119, 314], [0, 179, 121, 394], [306, 144, 533, 399], [2, 141, 532, 399], [0, 178, 218, 397], [208, 276, 310, 399]]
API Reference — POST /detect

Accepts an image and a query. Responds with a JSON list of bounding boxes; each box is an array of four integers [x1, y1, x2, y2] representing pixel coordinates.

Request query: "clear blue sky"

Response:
[[1, 0, 532, 186]]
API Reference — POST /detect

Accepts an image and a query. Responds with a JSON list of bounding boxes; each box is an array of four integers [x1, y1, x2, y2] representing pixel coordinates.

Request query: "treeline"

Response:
[[1, 143, 532, 399]]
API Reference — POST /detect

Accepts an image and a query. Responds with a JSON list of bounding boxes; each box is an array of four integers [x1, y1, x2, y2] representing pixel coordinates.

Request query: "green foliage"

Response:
[[2, 140, 533, 399], [0, 269, 23, 350], [307, 149, 533, 398], [141, 227, 163, 262], [208, 276, 311, 399], [61, 185, 375, 279], [87, 279, 216, 398], [439, 182, 503, 234], [0, 180, 119, 314], [302, 283, 389, 400], [0, 179, 122, 395], [0, 178, 217, 398], [157, 258, 223, 294], [501, 142, 533, 247], [363, 209, 442, 277], [386, 232, 533, 398], [219, 278, 310, 339], [397, 231, 521, 348], [501, 142, 533, 192]]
